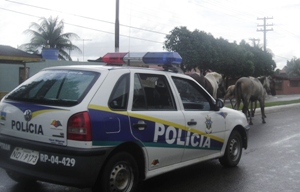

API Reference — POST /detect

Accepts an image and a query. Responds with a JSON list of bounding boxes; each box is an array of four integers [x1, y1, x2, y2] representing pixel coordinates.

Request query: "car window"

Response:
[[132, 73, 176, 111], [108, 73, 130, 110], [172, 77, 211, 111], [6, 70, 99, 106]]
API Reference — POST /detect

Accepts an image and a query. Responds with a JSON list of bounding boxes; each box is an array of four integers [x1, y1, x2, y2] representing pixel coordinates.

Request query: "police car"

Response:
[[0, 52, 249, 192]]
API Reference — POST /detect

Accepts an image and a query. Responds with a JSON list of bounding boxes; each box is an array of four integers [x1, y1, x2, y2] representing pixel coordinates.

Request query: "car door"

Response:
[[129, 72, 186, 170], [171, 76, 226, 161]]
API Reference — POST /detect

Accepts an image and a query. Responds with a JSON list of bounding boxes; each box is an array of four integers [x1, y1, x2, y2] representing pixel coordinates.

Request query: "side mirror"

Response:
[[215, 98, 224, 110]]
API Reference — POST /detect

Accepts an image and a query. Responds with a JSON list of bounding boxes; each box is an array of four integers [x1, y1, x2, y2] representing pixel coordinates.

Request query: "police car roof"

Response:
[[41, 64, 175, 73]]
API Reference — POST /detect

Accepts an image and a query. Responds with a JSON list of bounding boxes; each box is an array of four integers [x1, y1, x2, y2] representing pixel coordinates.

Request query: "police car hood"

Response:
[[0, 101, 69, 146], [220, 107, 249, 128]]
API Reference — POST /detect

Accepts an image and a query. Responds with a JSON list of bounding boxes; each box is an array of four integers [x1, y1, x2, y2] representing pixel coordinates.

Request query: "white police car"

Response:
[[0, 52, 249, 192]]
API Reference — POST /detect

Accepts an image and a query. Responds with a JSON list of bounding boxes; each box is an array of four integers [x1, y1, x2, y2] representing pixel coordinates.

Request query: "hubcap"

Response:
[[229, 138, 240, 161], [109, 163, 133, 191]]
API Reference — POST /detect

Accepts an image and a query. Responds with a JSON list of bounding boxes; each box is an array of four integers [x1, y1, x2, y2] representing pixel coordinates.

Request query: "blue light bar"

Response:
[[143, 52, 182, 65]]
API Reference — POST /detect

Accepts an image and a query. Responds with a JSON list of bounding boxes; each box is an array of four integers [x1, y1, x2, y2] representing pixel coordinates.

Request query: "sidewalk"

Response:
[[224, 94, 300, 114], [265, 94, 300, 103], [261, 94, 300, 114]]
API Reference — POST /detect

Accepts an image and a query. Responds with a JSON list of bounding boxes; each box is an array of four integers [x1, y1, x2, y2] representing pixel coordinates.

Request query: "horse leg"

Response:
[[251, 101, 257, 117], [230, 99, 235, 108], [250, 101, 253, 117], [259, 100, 266, 124], [235, 99, 240, 110], [243, 101, 252, 125], [262, 104, 267, 118]]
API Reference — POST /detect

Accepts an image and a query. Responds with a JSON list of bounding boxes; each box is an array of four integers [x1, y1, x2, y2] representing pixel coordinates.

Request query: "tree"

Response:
[[20, 16, 81, 60], [239, 40, 276, 76], [164, 27, 218, 73], [216, 39, 254, 78], [164, 26, 277, 79], [285, 57, 300, 77]]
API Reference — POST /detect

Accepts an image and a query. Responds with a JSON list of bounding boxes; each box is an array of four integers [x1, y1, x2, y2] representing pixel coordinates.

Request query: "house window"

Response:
[[289, 80, 299, 87], [19, 67, 29, 84], [275, 80, 282, 90]]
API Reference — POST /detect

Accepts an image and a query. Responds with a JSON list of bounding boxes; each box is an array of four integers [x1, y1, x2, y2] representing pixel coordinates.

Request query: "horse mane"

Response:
[[206, 72, 222, 79], [257, 76, 271, 93]]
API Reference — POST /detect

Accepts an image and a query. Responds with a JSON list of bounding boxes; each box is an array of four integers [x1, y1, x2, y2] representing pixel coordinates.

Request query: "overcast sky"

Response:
[[1, 0, 300, 69]]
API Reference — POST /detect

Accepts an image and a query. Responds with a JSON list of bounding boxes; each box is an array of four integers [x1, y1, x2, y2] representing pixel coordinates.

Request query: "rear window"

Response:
[[6, 70, 99, 106]]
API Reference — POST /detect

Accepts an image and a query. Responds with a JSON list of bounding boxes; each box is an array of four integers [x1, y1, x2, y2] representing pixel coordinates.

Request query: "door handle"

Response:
[[133, 120, 147, 130], [187, 121, 197, 126]]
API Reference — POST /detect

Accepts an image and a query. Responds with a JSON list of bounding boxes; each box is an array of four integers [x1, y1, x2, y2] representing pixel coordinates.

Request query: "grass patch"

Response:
[[225, 99, 300, 109]]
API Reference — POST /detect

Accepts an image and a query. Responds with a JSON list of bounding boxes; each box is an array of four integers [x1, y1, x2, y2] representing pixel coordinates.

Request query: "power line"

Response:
[[0, 7, 164, 44], [5, 0, 168, 36]]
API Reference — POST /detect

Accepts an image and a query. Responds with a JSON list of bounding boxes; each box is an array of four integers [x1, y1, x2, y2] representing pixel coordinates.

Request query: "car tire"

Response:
[[219, 130, 242, 167], [6, 170, 37, 184], [93, 152, 139, 192]]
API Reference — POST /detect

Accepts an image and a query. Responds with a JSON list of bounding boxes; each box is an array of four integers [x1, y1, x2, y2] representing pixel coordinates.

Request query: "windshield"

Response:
[[6, 69, 99, 106]]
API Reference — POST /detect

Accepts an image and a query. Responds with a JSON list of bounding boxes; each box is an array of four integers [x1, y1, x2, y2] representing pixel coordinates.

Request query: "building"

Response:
[[273, 67, 300, 95], [0, 45, 104, 99]]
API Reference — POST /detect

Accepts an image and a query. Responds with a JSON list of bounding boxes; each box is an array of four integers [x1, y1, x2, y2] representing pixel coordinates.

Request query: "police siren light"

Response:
[[102, 52, 182, 66]]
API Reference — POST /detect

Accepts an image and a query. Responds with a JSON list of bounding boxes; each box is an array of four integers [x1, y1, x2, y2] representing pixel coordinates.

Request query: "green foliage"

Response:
[[164, 27, 276, 78], [20, 16, 81, 61], [286, 57, 300, 76]]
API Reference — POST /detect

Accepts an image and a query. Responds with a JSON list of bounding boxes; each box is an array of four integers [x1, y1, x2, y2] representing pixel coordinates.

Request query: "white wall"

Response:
[[0, 60, 104, 94]]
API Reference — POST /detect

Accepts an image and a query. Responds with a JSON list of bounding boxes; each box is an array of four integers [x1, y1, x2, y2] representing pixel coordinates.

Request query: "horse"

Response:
[[223, 85, 236, 108], [189, 73, 214, 97], [204, 72, 223, 99], [250, 76, 277, 115], [189, 72, 223, 99], [234, 76, 271, 125], [267, 75, 276, 96], [249, 75, 278, 119], [224, 84, 260, 118]]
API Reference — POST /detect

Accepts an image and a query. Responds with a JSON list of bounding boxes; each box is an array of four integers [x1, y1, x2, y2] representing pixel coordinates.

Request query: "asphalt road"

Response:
[[1, 101, 300, 192]]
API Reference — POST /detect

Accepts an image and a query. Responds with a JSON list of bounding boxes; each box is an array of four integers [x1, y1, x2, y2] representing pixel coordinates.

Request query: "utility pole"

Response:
[[77, 39, 92, 61], [115, 0, 120, 52], [257, 17, 273, 52], [249, 38, 260, 47]]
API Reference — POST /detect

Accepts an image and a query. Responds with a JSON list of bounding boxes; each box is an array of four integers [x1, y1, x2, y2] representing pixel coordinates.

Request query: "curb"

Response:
[[256, 103, 300, 114]]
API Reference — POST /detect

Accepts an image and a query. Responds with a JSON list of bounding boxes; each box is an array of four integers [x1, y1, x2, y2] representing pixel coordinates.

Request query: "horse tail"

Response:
[[235, 81, 242, 110]]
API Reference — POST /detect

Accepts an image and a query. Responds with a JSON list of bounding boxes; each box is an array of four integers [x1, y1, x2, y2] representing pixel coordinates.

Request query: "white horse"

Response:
[[205, 72, 223, 99]]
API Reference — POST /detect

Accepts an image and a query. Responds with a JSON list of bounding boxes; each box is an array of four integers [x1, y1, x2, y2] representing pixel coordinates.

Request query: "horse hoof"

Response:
[[263, 121, 266, 124], [249, 122, 253, 125]]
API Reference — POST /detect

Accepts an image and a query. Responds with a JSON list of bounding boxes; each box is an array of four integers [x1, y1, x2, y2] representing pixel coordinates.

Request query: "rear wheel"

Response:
[[6, 170, 37, 184], [93, 152, 139, 192], [219, 130, 243, 167]]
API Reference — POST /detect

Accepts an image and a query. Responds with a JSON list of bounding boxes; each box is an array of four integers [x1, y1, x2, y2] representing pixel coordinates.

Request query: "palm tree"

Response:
[[20, 16, 81, 60]]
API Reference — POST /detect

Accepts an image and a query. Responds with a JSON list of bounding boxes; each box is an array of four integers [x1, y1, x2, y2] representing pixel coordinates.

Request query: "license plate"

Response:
[[10, 147, 39, 165]]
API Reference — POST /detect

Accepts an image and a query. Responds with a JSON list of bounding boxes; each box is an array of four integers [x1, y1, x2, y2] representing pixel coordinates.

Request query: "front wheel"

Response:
[[93, 152, 139, 192], [219, 130, 243, 167]]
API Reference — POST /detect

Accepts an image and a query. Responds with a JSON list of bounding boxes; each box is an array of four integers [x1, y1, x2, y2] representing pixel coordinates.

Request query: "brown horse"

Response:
[[234, 76, 270, 125], [189, 73, 214, 97], [189, 72, 223, 99], [224, 85, 236, 108]]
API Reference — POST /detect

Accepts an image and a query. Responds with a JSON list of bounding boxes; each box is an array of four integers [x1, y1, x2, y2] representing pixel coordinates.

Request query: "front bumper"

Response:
[[0, 134, 111, 188]]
